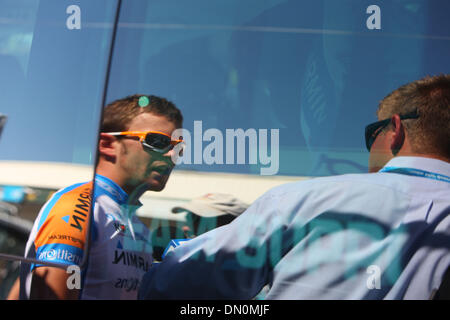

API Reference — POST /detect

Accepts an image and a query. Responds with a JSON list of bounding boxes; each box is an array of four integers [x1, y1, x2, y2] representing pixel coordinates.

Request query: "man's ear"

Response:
[[98, 133, 117, 161], [390, 114, 405, 155]]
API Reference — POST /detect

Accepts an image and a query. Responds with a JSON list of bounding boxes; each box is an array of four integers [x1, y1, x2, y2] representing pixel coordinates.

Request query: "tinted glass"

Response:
[[108, 0, 450, 177], [0, 0, 117, 297], [146, 133, 171, 149], [0, 0, 116, 164]]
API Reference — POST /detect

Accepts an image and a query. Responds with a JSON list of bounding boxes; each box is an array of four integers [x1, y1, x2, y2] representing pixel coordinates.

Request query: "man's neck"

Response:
[[95, 164, 142, 205], [126, 183, 150, 205]]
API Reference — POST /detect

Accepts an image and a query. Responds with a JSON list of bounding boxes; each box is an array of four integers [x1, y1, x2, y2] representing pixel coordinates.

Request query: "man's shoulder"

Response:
[[43, 181, 93, 215], [27, 181, 94, 259], [264, 172, 377, 198], [35, 181, 93, 235]]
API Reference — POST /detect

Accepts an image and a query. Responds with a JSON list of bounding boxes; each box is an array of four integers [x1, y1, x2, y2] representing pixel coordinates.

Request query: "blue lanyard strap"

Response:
[[380, 167, 450, 183]]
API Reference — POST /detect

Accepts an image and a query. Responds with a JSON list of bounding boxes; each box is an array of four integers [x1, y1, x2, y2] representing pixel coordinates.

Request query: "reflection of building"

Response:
[[0, 161, 303, 225]]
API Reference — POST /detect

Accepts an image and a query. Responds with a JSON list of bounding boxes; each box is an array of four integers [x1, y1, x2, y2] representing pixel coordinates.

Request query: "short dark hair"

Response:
[[101, 94, 183, 132], [378, 74, 450, 158]]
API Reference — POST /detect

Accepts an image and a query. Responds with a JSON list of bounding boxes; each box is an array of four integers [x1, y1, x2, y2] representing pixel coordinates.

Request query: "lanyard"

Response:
[[380, 167, 450, 183]]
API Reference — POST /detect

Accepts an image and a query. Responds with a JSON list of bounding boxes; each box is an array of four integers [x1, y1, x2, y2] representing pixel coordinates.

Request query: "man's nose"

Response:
[[165, 143, 184, 164], [164, 148, 174, 157], [164, 147, 178, 165]]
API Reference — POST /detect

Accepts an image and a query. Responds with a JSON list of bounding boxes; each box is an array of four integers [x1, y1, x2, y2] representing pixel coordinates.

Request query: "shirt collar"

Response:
[[94, 174, 129, 205], [383, 156, 450, 177]]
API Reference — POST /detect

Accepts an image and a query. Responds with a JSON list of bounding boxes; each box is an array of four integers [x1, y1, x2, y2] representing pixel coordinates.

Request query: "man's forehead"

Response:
[[127, 112, 177, 133]]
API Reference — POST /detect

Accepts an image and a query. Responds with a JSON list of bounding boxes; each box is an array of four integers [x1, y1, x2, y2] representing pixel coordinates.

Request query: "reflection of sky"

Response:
[[301, 0, 429, 173], [3, 0, 448, 176], [107, 0, 450, 176], [301, 0, 450, 174], [0, 0, 40, 92], [0, 0, 117, 165]]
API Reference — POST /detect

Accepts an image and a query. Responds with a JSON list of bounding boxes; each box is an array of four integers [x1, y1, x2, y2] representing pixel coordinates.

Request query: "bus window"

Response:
[[0, 0, 118, 298], [107, 0, 450, 177]]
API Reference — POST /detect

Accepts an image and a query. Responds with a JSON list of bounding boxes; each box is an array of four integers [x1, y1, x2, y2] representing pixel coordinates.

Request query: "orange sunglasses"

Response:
[[105, 131, 184, 153]]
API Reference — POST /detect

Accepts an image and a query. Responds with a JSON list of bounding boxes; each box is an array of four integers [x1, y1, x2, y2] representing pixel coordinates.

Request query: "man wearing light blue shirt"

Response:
[[139, 75, 450, 299]]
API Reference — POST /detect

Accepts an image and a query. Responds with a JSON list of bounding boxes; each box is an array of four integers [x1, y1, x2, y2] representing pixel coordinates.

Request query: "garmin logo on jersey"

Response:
[[114, 277, 140, 292], [70, 187, 91, 232], [112, 250, 150, 272]]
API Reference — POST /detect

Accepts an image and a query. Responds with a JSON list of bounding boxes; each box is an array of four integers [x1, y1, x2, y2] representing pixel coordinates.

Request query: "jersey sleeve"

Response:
[[32, 182, 93, 269]]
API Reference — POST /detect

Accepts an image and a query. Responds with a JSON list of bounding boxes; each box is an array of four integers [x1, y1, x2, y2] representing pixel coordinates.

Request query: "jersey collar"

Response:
[[382, 156, 450, 178], [94, 174, 129, 205]]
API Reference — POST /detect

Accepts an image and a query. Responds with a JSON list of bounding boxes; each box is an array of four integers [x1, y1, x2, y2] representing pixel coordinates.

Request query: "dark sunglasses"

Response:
[[364, 110, 419, 151], [106, 131, 184, 153]]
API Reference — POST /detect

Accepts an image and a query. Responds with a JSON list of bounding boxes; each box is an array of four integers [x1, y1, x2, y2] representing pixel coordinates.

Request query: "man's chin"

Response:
[[147, 175, 169, 191], [148, 183, 165, 192]]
